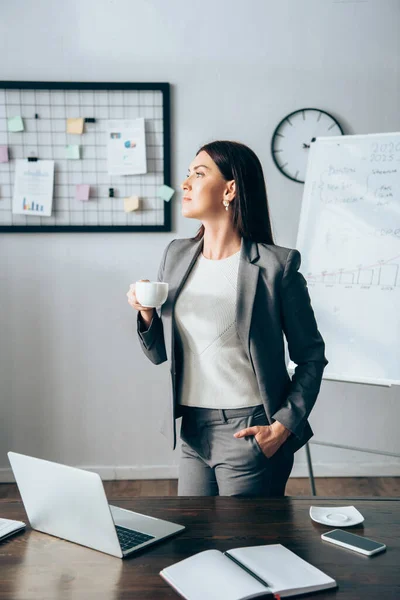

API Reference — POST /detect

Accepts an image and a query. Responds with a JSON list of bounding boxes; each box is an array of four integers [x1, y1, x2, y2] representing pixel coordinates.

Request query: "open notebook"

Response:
[[0, 518, 26, 542], [160, 544, 337, 600]]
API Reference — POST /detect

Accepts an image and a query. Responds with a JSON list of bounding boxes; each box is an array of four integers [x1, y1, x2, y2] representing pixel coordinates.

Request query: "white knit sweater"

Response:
[[174, 248, 263, 408]]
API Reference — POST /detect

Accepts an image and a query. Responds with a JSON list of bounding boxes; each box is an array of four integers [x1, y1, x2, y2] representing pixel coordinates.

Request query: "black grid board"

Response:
[[0, 81, 171, 232]]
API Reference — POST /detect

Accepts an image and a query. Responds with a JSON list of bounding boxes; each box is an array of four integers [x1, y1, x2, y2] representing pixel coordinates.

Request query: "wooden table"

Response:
[[0, 497, 399, 599]]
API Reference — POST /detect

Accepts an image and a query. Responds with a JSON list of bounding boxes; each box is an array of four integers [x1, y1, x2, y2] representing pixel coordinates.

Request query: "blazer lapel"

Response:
[[168, 238, 204, 309], [236, 239, 260, 358]]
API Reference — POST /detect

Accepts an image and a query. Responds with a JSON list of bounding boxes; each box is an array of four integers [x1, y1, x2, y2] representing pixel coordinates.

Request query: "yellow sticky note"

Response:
[[124, 196, 140, 212], [8, 116, 24, 132], [67, 118, 84, 134]]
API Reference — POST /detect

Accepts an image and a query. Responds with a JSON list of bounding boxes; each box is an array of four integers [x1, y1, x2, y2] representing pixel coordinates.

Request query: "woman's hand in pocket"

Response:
[[234, 422, 290, 458]]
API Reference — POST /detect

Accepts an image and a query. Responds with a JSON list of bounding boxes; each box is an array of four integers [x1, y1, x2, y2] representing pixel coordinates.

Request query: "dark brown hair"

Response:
[[192, 140, 275, 244]]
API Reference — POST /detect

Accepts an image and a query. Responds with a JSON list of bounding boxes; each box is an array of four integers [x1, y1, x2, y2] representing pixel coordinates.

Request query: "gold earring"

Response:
[[223, 200, 229, 211]]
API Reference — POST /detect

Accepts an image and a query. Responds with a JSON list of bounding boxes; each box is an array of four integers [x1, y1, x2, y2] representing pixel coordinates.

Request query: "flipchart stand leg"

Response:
[[305, 442, 316, 496]]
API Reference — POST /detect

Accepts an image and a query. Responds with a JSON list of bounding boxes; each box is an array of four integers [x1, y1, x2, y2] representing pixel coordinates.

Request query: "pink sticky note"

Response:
[[0, 146, 9, 163], [76, 184, 90, 201]]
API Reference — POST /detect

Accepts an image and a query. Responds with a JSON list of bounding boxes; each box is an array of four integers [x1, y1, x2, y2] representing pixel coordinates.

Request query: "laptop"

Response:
[[8, 451, 185, 558]]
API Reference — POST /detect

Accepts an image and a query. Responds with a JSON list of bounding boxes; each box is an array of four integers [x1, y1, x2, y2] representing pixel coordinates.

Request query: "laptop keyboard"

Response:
[[115, 525, 155, 551]]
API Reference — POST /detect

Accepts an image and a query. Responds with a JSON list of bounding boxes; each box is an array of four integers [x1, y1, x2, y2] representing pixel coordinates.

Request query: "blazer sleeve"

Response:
[[136, 241, 174, 365], [272, 249, 328, 439]]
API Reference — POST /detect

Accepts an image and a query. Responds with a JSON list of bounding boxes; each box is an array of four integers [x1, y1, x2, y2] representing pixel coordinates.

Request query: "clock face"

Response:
[[271, 108, 344, 183]]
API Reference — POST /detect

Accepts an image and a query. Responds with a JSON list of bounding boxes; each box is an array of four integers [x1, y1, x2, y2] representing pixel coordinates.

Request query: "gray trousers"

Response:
[[178, 405, 294, 497]]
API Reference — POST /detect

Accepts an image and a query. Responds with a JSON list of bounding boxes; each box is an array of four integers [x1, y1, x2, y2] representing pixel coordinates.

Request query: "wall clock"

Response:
[[271, 108, 344, 183]]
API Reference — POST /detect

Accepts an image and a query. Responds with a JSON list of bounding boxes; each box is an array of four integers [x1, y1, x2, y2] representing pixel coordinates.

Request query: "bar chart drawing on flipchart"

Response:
[[291, 132, 400, 386], [305, 254, 400, 287]]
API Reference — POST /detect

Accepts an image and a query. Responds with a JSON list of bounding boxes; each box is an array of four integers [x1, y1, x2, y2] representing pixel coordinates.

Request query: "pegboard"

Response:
[[0, 81, 171, 232]]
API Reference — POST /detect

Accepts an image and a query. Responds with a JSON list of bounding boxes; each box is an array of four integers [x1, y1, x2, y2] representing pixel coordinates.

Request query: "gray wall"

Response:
[[1, 0, 399, 481]]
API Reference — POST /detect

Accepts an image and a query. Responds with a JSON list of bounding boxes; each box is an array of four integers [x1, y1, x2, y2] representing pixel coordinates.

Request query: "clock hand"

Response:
[[303, 138, 317, 149]]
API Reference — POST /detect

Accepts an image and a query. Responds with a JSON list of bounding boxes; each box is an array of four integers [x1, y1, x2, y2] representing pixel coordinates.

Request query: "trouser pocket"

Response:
[[246, 409, 269, 458], [180, 415, 210, 460]]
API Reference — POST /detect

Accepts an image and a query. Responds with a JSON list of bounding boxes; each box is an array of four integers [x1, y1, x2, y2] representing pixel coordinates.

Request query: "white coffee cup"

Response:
[[135, 281, 169, 308]]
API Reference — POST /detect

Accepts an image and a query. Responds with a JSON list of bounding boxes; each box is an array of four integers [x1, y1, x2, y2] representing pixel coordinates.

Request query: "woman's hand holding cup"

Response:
[[126, 280, 155, 327], [127, 280, 169, 328]]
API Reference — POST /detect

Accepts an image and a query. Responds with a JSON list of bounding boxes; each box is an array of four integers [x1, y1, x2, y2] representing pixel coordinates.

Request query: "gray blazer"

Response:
[[137, 237, 328, 453]]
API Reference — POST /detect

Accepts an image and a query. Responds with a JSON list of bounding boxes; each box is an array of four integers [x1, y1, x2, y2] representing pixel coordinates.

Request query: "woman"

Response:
[[127, 140, 328, 497]]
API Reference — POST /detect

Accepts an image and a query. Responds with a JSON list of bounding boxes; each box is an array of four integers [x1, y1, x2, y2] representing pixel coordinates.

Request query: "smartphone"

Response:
[[321, 529, 386, 556]]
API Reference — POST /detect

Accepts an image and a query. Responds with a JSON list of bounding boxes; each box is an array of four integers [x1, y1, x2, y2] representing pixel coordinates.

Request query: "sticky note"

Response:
[[124, 196, 140, 212], [66, 145, 80, 160], [67, 118, 84, 135], [76, 184, 90, 201], [0, 146, 9, 163], [157, 184, 175, 202], [8, 116, 24, 132]]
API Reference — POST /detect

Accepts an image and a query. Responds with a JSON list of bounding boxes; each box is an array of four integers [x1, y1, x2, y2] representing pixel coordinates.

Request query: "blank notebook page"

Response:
[[228, 544, 336, 597], [160, 549, 269, 600]]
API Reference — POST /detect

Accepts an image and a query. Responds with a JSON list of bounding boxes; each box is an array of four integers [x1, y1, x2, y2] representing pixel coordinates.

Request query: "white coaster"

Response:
[[310, 505, 364, 527]]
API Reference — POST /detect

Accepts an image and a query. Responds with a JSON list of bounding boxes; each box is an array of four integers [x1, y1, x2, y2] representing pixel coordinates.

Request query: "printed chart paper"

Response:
[[106, 118, 147, 176], [12, 160, 55, 217]]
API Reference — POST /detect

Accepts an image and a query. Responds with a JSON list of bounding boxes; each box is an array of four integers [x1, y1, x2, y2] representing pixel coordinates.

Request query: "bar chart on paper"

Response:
[[294, 132, 400, 385]]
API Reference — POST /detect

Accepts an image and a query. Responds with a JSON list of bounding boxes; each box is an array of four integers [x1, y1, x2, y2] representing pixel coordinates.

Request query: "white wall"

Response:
[[1, 0, 399, 482]]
